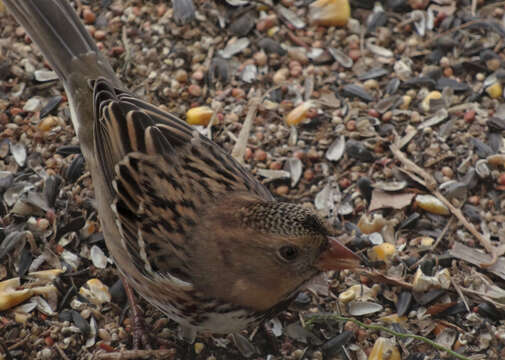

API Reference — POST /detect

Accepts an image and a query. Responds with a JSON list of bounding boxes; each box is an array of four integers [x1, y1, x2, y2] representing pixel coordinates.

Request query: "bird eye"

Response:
[[278, 246, 299, 262]]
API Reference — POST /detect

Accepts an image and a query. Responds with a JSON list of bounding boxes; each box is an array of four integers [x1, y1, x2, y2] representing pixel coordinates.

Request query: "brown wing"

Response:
[[92, 78, 273, 280]]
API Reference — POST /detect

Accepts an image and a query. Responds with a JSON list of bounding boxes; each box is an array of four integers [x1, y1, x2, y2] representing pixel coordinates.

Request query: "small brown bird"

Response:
[[4, 0, 360, 345]]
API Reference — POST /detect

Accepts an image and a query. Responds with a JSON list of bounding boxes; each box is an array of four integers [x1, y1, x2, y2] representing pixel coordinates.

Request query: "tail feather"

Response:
[[3, 0, 117, 85]]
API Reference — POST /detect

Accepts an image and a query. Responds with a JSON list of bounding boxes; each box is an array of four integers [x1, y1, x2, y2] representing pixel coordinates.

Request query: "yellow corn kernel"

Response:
[[0, 286, 33, 311], [186, 106, 214, 126], [435, 268, 451, 289], [267, 26, 279, 37], [38, 115, 61, 132], [399, 95, 411, 110], [412, 267, 438, 292], [415, 194, 449, 215], [339, 284, 380, 304], [79, 278, 111, 305], [369, 243, 396, 262], [285, 101, 313, 126], [486, 82, 503, 99], [339, 288, 357, 304], [420, 91, 442, 112], [309, 0, 351, 27], [194, 342, 205, 354], [256, 3, 270, 11], [419, 236, 434, 247], [28, 269, 63, 281], [0, 269, 62, 311], [369, 337, 401, 360], [357, 213, 386, 234], [14, 311, 32, 323], [379, 314, 407, 324]]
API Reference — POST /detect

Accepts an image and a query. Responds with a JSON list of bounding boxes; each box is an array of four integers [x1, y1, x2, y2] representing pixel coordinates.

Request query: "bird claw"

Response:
[[131, 306, 152, 350]]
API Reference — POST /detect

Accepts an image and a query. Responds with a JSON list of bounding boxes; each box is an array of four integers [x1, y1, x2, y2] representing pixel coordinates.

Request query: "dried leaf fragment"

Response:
[[369, 189, 415, 211]]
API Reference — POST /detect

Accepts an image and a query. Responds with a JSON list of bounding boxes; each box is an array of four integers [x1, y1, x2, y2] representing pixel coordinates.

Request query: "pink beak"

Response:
[[316, 236, 361, 271]]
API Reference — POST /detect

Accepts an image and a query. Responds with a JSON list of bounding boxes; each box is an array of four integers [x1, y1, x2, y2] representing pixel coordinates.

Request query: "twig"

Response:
[[423, 19, 493, 47], [390, 144, 498, 267], [479, 1, 505, 14], [458, 286, 505, 310], [430, 216, 454, 252], [95, 349, 176, 359], [62, 171, 91, 192], [304, 314, 471, 360], [7, 335, 30, 351], [205, 101, 222, 141], [231, 95, 260, 164], [358, 269, 413, 290], [249, 0, 310, 49], [121, 26, 132, 76], [451, 278, 471, 313], [54, 344, 71, 360]]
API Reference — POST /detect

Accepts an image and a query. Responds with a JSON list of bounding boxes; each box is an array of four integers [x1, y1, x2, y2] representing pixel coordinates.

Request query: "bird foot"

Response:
[[120, 276, 152, 349], [131, 306, 152, 350]]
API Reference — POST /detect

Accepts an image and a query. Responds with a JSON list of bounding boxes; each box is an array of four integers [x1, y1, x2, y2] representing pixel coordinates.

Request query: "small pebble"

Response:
[[368, 109, 379, 118], [175, 69, 188, 83], [253, 51, 267, 66], [382, 111, 393, 122], [275, 185, 289, 195], [254, 149, 267, 162], [94, 30, 106, 40], [339, 177, 351, 188], [256, 15, 277, 32], [269, 161, 283, 170], [346, 120, 356, 131], [188, 84, 202, 97], [498, 173, 505, 185], [441, 166, 453, 178], [273, 68, 289, 84], [443, 67, 453, 77], [82, 8, 96, 24], [303, 169, 314, 181], [348, 49, 361, 61], [192, 70, 204, 81], [231, 88, 245, 98]]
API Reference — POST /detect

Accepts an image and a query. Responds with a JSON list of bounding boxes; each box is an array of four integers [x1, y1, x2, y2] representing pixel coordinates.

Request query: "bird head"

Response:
[[189, 194, 361, 312]]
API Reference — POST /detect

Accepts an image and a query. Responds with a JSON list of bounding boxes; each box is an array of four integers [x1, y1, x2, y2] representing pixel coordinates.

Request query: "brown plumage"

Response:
[[4, 0, 361, 343]]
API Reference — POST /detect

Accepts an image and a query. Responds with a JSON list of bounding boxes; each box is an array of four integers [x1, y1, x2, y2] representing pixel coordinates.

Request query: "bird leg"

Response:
[[262, 321, 280, 354], [120, 275, 152, 349]]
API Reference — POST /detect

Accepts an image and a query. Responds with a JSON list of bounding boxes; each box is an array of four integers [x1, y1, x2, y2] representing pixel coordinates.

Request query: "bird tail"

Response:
[[3, 0, 123, 152], [3, 0, 119, 87]]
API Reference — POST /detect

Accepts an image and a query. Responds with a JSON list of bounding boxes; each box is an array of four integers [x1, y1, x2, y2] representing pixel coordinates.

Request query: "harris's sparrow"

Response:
[[4, 0, 361, 345]]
